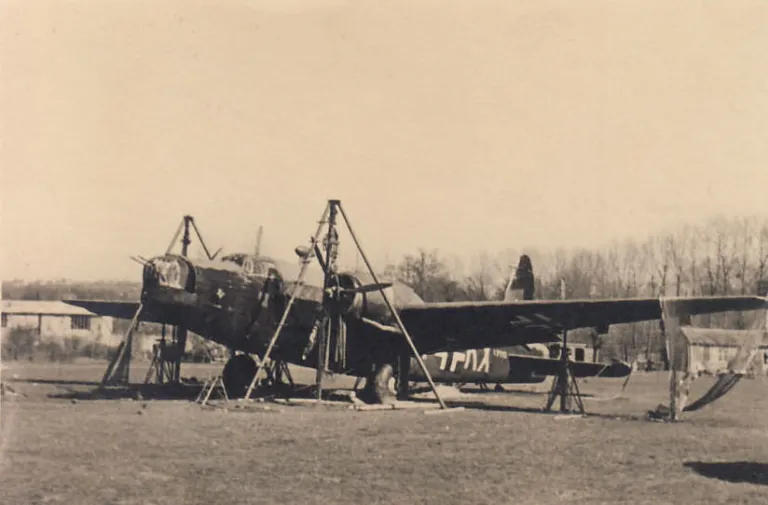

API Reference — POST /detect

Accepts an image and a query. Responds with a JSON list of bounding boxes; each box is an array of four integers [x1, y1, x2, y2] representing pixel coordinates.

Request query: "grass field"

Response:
[[1, 361, 767, 505]]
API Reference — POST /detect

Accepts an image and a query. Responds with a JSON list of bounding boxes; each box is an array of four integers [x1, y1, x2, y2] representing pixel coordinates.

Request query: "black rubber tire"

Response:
[[371, 363, 397, 404], [221, 354, 257, 399]]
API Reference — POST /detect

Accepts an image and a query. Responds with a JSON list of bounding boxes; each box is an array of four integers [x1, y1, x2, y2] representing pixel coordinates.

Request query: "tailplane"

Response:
[[504, 254, 535, 301]]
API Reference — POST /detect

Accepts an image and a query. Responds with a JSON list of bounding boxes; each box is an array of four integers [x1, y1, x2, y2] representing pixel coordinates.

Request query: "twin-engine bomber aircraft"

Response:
[[65, 246, 767, 403]]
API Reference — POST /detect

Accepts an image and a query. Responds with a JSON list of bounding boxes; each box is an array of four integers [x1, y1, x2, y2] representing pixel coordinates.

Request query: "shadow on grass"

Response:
[[684, 461, 768, 486], [3, 377, 205, 401], [9, 378, 102, 387], [413, 385, 605, 398], [16, 379, 652, 423], [457, 387, 549, 397], [46, 383, 206, 401], [405, 396, 649, 422], [45, 382, 316, 402]]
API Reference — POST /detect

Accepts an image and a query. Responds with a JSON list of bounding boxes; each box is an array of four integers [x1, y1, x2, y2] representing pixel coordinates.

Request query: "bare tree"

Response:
[[387, 249, 467, 302], [463, 252, 502, 301], [757, 221, 768, 287], [644, 233, 672, 296]]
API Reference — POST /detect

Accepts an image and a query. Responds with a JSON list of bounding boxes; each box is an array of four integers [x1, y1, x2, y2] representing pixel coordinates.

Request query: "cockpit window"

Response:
[[221, 254, 245, 267], [241, 256, 253, 274], [249, 260, 277, 277], [221, 254, 277, 278]]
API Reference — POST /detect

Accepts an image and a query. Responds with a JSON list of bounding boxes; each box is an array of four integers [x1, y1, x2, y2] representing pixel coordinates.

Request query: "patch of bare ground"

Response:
[[2, 362, 767, 505]]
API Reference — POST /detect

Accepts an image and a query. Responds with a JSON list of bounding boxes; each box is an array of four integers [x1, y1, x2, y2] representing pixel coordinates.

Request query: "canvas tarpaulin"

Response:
[[658, 298, 767, 419], [680, 327, 766, 412]]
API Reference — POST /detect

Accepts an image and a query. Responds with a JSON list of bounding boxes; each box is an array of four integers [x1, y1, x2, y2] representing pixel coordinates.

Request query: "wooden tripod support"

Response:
[[544, 331, 586, 414], [103, 215, 219, 388], [142, 325, 188, 385], [242, 199, 448, 409]]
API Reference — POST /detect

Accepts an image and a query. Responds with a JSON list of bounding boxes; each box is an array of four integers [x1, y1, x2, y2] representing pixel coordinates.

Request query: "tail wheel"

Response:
[[222, 353, 257, 399]]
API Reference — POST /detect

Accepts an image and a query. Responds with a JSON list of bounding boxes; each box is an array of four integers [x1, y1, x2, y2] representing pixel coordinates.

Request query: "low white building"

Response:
[[544, 342, 597, 362], [1, 300, 116, 344], [680, 327, 768, 376]]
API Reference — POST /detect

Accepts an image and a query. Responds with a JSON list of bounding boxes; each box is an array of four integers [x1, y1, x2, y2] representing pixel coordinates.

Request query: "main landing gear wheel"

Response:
[[361, 363, 398, 405], [222, 354, 257, 399]]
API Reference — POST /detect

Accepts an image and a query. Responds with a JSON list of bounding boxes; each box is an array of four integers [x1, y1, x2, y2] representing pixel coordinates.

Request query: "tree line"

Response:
[[383, 215, 768, 362], [384, 216, 768, 302]]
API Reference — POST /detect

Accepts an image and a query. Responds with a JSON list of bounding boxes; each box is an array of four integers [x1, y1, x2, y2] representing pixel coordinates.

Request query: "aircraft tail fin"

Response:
[[504, 254, 534, 301]]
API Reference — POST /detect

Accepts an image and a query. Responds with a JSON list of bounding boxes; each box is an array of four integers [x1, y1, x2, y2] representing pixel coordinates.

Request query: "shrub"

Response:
[[1, 330, 119, 362], [2, 328, 38, 360]]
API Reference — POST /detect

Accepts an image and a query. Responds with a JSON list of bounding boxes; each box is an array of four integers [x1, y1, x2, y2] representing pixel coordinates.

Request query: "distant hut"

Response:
[[679, 327, 768, 376], [1, 300, 115, 344]]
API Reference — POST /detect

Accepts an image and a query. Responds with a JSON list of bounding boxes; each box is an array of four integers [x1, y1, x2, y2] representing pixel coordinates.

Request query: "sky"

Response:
[[2, 0, 767, 281]]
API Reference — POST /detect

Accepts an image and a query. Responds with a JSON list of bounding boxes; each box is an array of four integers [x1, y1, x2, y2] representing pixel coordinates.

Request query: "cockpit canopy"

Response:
[[221, 253, 279, 278]]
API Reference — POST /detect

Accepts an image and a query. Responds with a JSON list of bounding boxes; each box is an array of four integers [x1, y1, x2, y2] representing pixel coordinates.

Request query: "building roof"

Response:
[[1, 300, 99, 316], [680, 326, 768, 347]]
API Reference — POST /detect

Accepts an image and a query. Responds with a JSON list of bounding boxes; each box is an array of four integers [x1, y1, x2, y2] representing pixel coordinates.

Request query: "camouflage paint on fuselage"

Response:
[[139, 252, 425, 376], [138, 252, 559, 383]]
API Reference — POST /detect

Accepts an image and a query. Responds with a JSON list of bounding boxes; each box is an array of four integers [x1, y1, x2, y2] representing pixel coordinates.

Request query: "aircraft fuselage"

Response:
[[411, 348, 547, 384], [141, 253, 409, 377], [139, 253, 557, 385]]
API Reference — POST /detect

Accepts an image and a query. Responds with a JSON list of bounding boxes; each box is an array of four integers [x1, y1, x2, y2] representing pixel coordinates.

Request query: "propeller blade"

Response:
[[340, 282, 392, 295], [129, 256, 147, 267], [315, 312, 331, 397], [334, 314, 347, 369], [302, 311, 327, 360], [360, 317, 400, 334]]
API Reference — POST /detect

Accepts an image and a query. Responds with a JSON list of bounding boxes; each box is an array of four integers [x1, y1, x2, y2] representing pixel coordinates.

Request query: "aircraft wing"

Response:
[[398, 295, 767, 354], [62, 300, 167, 325], [507, 354, 633, 378]]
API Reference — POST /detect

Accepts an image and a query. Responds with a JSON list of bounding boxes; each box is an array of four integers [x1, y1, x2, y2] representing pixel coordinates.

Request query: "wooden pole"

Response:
[[101, 304, 143, 386], [559, 277, 568, 411], [189, 218, 213, 260], [165, 219, 184, 255], [173, 217, 192, 382], [255, 225, 263, 257], [660, 298, 678, 421], [315, 204, 339, 401], [242, 203, 332, 401], [336, 201, 447, 409]]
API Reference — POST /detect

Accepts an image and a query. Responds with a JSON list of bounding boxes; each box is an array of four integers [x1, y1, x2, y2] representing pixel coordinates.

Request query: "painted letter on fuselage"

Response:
[[477, 348, 491, 374], [449, 352, 466, 372], [434, 352, 449, 371]]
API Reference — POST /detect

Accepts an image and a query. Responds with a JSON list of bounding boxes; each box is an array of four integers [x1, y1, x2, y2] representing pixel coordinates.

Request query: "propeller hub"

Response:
[[323, 274, 359, 317], [321, 273, 393, 319]]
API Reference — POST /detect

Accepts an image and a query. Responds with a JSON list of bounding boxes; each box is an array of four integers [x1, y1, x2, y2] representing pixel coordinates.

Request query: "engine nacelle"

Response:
[[334, 271, 397, 324]]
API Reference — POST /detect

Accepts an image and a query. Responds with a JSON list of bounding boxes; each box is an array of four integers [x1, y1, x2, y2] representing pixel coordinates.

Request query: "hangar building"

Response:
[[682, 327, 768, 376], [1, 300, 115, 343]]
